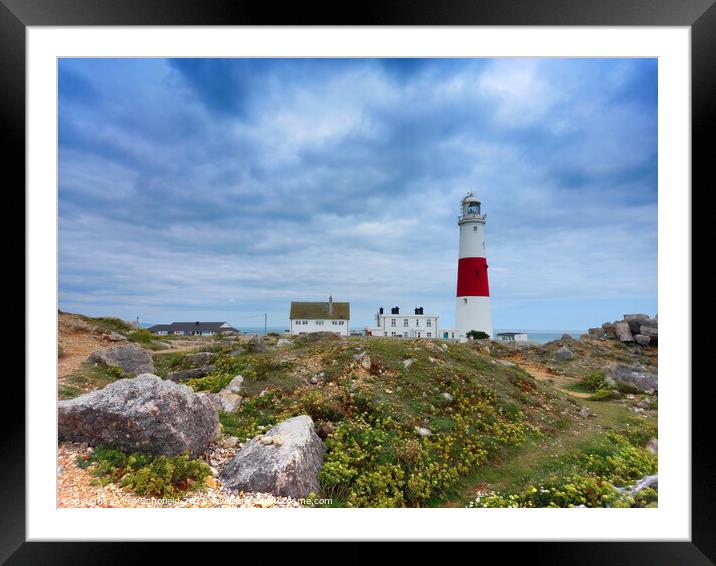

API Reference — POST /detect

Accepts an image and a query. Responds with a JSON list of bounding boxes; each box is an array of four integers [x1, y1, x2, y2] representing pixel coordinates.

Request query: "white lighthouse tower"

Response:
[[455, 192, 493, 339]]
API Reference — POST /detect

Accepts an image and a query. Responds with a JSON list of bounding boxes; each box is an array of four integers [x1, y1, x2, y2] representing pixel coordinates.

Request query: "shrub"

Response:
[[581, 371, 607, 391], [76, 446, 211, 498], [128, 329, 156, 345], [467, 330, 490, 340], [592, 388, 620, 401]]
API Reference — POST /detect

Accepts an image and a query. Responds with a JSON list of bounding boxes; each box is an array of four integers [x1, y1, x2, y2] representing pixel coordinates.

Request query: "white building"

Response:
[[289, 295, 350, 336], [455, 192, 493, 340], [496, 332, 529, 342], [367, 306, 439, 339]]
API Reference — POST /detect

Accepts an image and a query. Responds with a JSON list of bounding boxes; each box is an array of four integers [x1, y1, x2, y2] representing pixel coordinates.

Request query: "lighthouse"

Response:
[[455, 192, 493, 339]]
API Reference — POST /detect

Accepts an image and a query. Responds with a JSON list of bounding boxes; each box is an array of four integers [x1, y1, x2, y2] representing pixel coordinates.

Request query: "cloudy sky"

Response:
[[58, 58, 657, 331]]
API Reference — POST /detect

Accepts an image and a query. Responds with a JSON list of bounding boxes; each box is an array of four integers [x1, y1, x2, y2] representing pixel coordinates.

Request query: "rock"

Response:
[[299, 331, 343, 343], [106, 331, 128, 342], [222, 436, 239, 448], [309, 376, 319, 384], [185, 352, 217, 366], [623, 314, 651, 335], [221, 330, 238, 336], [636, 398, 652, 410], [247, 335, 268, 353], [220, 415, 325, 498], [639, 325, 658, 345], [359, 354, 372, 371], [631, 474, 658, 494], [229, 348, 246, 357], [88, 344, 154, 376], [415, 426, 433, 437], [646, 438, 658, 455], [601, 323, 617, 338], [225, 375, 244, 395], [202, 389, 241, 413], [561, 333, 573, 340], [403, 359, 415, 369], [166, 365, 215, 382], [605, 364, 658, 393], [57, 374, 219, 458], [441, 392, 454, 403], [260, 436, 274, 445], [554, 345, 573, 361], [579, 406, 590, 418], [588, 328, 607, 339], [614, 321, 634, 343], [276, 338, 291, 348], [634, 334, 651, 347]]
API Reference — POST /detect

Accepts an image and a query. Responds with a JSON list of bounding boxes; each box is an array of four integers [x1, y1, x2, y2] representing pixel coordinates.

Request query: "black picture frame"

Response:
[[6, 0, 706, 561]]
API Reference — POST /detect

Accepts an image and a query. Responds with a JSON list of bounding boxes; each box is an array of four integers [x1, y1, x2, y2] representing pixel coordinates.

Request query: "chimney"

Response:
[[328, 294, 334, 315], [414, 307, 419, 315], [379, 307, 384, 315]]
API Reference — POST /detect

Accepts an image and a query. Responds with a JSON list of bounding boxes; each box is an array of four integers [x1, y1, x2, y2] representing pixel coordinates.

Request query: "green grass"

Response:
[[59, 361, 125, 399]]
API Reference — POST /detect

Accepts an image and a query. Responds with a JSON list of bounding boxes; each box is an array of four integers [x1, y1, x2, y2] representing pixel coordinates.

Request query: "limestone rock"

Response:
[[554, 345, 573, 361], [276, 338, 291, 348], [58, 374, 219, 457], [247, 335, 268, 353], [88, 344, 154, 377], [614, 321, 634, 342], [220, 415, 325, 498], [605, 364, 658, 393], [634, 334, 651, 347]]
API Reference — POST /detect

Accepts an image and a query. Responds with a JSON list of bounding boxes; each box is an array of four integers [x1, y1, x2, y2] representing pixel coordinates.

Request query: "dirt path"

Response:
[[517, 361, 592, 399], [58, 316, 114, 379]]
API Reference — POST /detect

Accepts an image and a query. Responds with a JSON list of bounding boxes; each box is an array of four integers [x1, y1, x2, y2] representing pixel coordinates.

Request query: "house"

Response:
[[496, 332, 529, 342], [366, 306, 439, 339], [289, 296, 350, 336], [148, 321, 239, 336]]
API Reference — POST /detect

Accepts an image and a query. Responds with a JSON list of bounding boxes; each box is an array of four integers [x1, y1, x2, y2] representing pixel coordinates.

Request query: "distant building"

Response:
[[496, 332, 528, 342], [290, 295, 350, 336], [367, 306, 439, 339], [148, 321, 238, 336]]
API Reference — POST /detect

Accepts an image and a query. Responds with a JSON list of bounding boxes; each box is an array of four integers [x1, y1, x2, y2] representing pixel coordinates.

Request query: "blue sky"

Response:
[[58, 58, 657, 331]]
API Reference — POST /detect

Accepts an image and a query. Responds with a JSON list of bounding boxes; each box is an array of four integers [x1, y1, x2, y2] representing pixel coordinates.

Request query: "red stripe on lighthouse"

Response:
[[456, 257, 490, 297]]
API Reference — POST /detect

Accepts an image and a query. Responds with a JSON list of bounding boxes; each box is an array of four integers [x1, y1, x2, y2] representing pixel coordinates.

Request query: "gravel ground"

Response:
[[57, 442, 302, 508]]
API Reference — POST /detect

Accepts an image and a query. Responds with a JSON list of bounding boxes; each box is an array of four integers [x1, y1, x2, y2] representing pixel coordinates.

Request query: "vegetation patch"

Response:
[[76, 445, 211, 498], [59, 361, 126, 400]]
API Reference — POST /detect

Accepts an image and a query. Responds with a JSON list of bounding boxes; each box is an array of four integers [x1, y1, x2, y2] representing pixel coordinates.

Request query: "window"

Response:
[[427, 332, 432, 338], [416, 319, 420, 327], [426, 319, 432, 327], [473, 226, 478, 231], [332, 320, 338, 325], [339, 321, 344, 325], [302, 320, 308, 325], [391, 319, 396, 327], [403, 319, 408, 327], [316, 320, 324, 325]]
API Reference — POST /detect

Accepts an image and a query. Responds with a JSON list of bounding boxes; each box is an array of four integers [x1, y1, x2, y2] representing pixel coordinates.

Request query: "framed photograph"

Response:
[[10, 0, 707, 560]]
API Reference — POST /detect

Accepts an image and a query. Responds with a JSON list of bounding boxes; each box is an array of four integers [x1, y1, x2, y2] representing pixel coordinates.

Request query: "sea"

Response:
[[230, 326, 585, 345]]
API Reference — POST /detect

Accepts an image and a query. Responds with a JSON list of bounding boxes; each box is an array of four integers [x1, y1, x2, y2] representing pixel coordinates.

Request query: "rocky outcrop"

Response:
[[58, 373, 219, 457], [554, 345, 573, 361], [88, 344, 154, 376], [276, 338, 292, 348], [614, 322, 634, 343], [586, 314, 657, 348], [605, 364, 658, 393], [166, 365, 215, 382], [247, 335, 268, 353], [185, 352, 217, 366], [220, 415, 325, 498]]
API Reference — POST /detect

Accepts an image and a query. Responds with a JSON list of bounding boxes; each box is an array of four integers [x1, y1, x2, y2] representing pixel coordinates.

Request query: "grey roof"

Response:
[[496, 332, 526, 336], [148, 321, 238, 333]]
